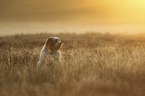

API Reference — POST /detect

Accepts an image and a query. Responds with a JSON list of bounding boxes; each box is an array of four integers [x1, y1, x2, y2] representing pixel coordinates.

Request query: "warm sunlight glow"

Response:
[[90, 0, 145, 24], [0, 0, 145, 35]]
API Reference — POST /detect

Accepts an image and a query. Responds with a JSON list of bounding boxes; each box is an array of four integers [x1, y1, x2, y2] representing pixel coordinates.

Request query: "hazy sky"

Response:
[[0, 0, 145, 24], [0, 0, 145, 35]]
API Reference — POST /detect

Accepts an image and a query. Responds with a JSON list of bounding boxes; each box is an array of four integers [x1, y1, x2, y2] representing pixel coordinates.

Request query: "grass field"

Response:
[[0, 33, 145, 96]]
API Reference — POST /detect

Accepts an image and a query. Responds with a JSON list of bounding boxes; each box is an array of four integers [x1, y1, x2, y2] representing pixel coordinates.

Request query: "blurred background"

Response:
[[0, 0, 145, 36]]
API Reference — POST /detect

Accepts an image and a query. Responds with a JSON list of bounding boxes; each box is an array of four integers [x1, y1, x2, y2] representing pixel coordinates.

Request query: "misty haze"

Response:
[[0, 0, 145, 36], [0, 1, 145, 96]]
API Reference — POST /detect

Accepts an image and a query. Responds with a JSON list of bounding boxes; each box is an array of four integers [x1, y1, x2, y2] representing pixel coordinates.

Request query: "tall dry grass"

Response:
[[0, 33, 145, 96]]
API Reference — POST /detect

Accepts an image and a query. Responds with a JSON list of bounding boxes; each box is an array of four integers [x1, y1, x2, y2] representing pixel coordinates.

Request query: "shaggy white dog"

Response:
[[37, 37, 62, 67]]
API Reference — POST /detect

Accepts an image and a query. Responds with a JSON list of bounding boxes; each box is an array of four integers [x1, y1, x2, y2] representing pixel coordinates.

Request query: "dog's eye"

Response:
[[55, 39, 58, 42]]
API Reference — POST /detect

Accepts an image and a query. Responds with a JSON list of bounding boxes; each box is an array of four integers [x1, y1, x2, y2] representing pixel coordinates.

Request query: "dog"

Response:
[[37, 37, 62, 68]]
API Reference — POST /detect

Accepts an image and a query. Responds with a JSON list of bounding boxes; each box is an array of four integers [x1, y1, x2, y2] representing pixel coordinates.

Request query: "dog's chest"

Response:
[[43, 49, 59, 60]]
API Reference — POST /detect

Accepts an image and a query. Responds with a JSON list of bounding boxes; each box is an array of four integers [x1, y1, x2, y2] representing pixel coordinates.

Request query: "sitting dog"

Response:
[[37, 37, 62, 67]]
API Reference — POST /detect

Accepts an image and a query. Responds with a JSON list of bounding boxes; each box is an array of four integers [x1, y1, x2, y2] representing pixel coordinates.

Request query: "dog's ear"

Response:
[[45, 37, 53, 47]]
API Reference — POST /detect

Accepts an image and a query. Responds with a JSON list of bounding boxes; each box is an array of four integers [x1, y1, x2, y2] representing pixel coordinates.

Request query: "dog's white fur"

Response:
[[37, 37, 61, 67]]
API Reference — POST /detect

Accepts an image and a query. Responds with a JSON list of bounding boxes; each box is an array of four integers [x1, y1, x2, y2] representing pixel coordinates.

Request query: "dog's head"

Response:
[[45, 37, 62, 50]]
